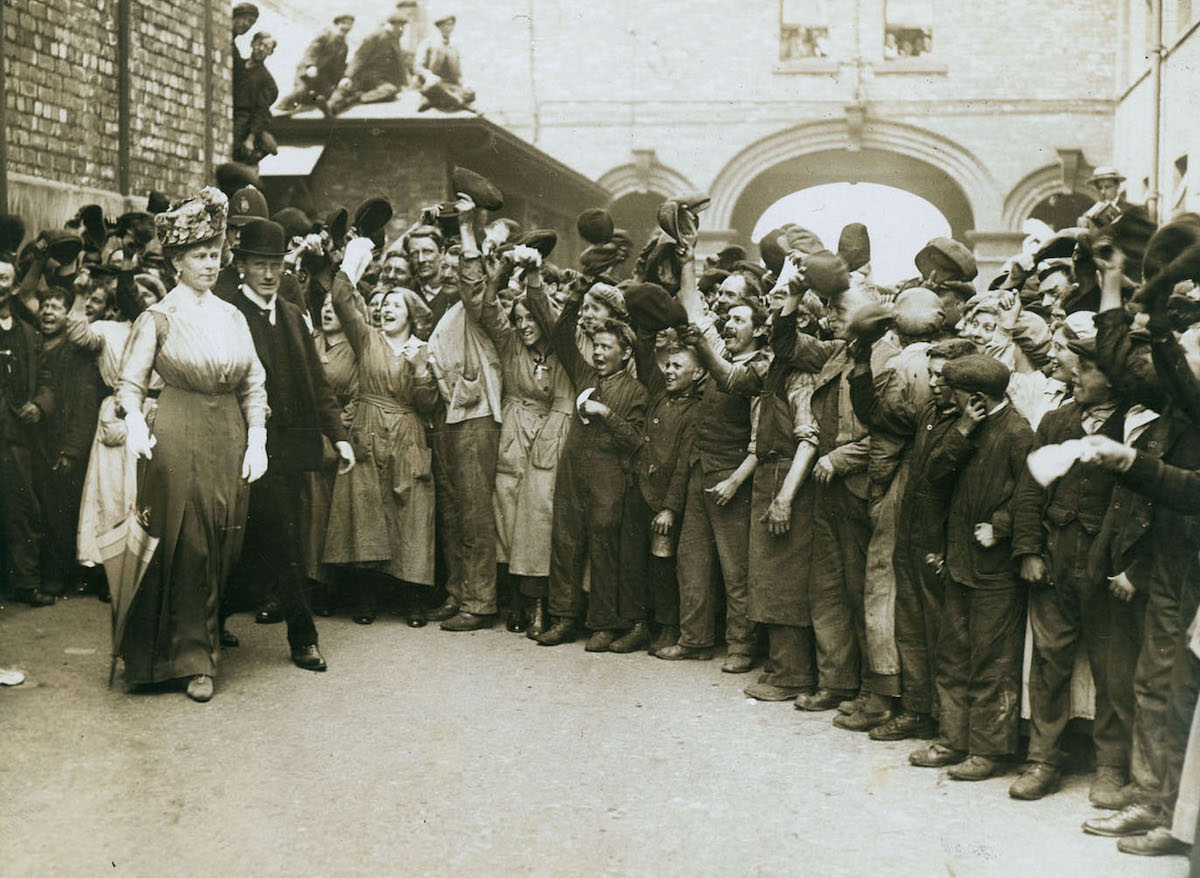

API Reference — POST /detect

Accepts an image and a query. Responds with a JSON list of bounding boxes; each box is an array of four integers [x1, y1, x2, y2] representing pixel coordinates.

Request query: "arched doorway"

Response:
[[728, 147, 975, 259]]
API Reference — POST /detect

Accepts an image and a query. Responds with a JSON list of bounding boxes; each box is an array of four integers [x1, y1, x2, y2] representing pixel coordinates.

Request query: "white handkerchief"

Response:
[[576, 387, 596, 424], [1026, 439, 1088, 487]]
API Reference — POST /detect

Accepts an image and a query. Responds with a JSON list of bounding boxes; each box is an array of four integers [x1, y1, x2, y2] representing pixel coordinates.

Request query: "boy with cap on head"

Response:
[[231, 3, 259, 92], [909, 354, 1034, 780], [232, 31, 279, 163]]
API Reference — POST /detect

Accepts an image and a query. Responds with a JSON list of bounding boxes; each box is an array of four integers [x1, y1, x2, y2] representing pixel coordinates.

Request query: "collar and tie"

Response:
[[241, 285, 277, 326]]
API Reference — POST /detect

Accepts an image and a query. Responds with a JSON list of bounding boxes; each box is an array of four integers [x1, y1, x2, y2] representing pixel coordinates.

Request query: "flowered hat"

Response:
[[154, 187, 228, 249]]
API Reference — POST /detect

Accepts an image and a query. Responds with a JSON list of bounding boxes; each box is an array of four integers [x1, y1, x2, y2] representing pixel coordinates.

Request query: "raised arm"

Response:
[[330, 270, 370, 356], [64, 312, 104, 354]]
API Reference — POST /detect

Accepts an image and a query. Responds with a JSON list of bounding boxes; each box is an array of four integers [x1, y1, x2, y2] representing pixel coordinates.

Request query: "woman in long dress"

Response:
[[322, 239, 439, 623], [460, 245, 573, 635], [115, 188, 268, 703]]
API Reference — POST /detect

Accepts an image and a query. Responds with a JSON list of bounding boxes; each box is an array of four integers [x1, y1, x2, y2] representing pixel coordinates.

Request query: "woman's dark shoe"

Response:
[[505, 603, 529, 633], [525, 598, 548, 639]]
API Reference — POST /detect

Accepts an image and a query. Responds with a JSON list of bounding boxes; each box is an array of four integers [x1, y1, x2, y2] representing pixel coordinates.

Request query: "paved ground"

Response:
[[0, 595, 1186, 878]]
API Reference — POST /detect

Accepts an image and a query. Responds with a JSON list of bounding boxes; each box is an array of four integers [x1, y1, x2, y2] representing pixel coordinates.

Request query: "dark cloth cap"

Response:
[[782, 225, 825, 256], [0, 214, 26, 262], [272, 207, 314, 242], [232, 3, 259, 18], [235, 219, 286, 258], [215, 162, 262, 198], [1142, 213, 1200, 283], [916, 236, 977, 282], [698, 268, 729, 294], [713, 245, 746, 271], [837, 222, 871, 272], [513, 229, 557, 259], [451, 167, 503, 211], [758, 228, 786, 275], [927, 338, 978, 360], [734, 260, 768, 281], [1065, 336, 1098, 361], [352, 197, 393, 238], [625, 282, 686, 332], [845, 303, 893, 339], [69, 204, 108, 252], [146, 190, 170, 215], [333, 14, 355, 24], [577, 208, 614, 246], [229, 186, 269, 226], [41, 229, 85, 265], [942, 354, 1011, 397], [324, 207, 349, 245], [801, 250, 849, 298], [1033, 228, 1088, 263], [1097, 208, 1158, 282]]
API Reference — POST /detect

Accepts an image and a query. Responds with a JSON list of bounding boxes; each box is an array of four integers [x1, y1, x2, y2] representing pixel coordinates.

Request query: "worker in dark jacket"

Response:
[[327, 12, 411, 117], [32, 285, 100, 597], [276, 15, 354, 114], [909, 354, 1034, 781], [610, 318, 703, 654], [231, 3, 259, 93], [232, 32, 279, 164], [1009, 338, 1126, 802]]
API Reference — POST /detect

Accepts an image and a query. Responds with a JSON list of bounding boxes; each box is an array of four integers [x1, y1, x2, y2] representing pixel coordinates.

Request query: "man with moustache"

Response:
[[227, 219, 355, 672]]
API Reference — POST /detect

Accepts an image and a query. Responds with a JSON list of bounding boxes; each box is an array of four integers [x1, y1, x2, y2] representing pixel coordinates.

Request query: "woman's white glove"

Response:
[[340, 237, 375, 287], [125, 411, 156, 460], [242, 426, 268, 484]]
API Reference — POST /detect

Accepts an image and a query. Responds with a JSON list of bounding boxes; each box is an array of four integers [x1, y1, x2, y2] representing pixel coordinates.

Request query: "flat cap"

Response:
[[758, 228, 787, 275], [916, 236, 977, 282], [451, 167, 503, 211], [272, 207, 314, 242], [942, 354, 1011, 397], [837, 222, 871, 272], [352, 197, 393, 238], [927, 338, 978, 361], [892, 287, 945, 337], [577, 208, 614, 246], [513, 228, 557, 260], [625, 282, 687, 332], [801, 250, 849, 298], [232, 3, 259, 18]]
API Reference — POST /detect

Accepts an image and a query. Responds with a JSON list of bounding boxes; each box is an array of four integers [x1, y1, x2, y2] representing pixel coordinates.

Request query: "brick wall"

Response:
[[3, 0, 232, 231]]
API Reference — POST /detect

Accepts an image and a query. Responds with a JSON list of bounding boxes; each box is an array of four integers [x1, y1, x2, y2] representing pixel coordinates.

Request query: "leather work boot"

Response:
[[525, 598, 548, 640], [1082, 803, 1162, 838], [1009, 762, 1061, 800], [609, 622, 649, 653], [535, 617, 578, 646]]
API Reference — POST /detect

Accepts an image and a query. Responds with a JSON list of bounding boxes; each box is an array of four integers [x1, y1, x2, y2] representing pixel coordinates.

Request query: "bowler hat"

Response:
[[625, 282, 687, 332], [1033, 228, 1089, 263], [235, 219, 287, 258], [942, 354, 1011, 398], [577, 208, 614, 246], [915, 237, 977, 282], [215, 162, 262, 198], [513, 229, 557, 260], [0, 214, 26, 262], [146, 190, 170, 215], [325, 207, 349, 246], [837, 223, 871, 272], [451, 167, 503, 211], [352, 197, 393, 238], [272, 207, 314, 242], [229, 186, 269, 227]]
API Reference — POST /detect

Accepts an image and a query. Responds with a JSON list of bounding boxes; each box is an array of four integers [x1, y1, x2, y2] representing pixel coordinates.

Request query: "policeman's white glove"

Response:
[[125, 411, 156, 460], [242, 426, 268, 484], [340, 237, 375, 287]]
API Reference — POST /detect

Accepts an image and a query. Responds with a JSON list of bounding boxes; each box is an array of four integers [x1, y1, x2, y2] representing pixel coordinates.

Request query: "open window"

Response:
[[884, 0, 933, 58], [779, 0, 831, 61]]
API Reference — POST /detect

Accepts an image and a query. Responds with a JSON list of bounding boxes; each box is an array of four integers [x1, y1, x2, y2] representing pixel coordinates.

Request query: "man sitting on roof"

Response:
[[326, 11, 411, 117]]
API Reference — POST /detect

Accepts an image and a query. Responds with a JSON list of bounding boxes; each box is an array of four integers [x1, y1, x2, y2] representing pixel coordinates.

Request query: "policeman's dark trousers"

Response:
[[547, 447, 627, 624], [618, 484, 678, 628], [32, 455, 85, 594], [230, 466, 318, 650], [935, 578, 1027, 757], [675, 466, 754, 654], [1027, 577, 1128, 767], [0, 443, 41, 596], [433, 417, 499, 616], [895, 540, 945, 716], [808, 478, 867, 693]]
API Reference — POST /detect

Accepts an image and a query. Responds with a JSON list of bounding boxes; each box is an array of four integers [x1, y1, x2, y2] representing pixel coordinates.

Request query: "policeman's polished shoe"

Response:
[[795, 688, 856, 712], [610, 622, 649, 653], [721, 653, 755, 674], [743, 682, 810, 702], [291, 643, 327, 672], [833, 708, 894, 732], [909, 743, 966, 768], [525, 598, 548, 640], [585, 630, 617, 652], [1090, 766, 1132, 810], [440, 612, 493, 632], [947, 755, 1003, 781], [407, 606, 427, 629], [1082, 803, 1162, 837], [656, 643, 714, 661], [186, 675, 214, 703], [425, 597, 459, 622], [220, 629, 239, 648], [1116, 827, 1191, 857], [1009, 762, 1061, 800], [869, 710, 937, 741], [535, 617, 577, 646], [255, 601, 283, 624]]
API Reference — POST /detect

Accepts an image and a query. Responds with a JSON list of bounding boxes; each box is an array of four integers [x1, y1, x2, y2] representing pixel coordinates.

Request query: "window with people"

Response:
[[779, 0, 831, 60], [884, 0, 933, 58]]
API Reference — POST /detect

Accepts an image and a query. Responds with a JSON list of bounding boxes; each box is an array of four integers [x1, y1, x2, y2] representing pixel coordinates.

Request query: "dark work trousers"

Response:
[[808, 478, 867, 693], [617, 483, 678, 628], [1027, 576, 1122, 766], [935, 578, 1027, 757], [32, 455, 86, 594], [547, 446, 628, 622], [519, 575, 548, 599], [895, 541, 946, 716], [0, 442, 41, 596], [759, 624, 815, 689], [230, 466, 319, 650], [675, 465, 754, 654], [430, 416, 499, 616], [1105, 591, 1147, 771], [430, 417, 461, 595]]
